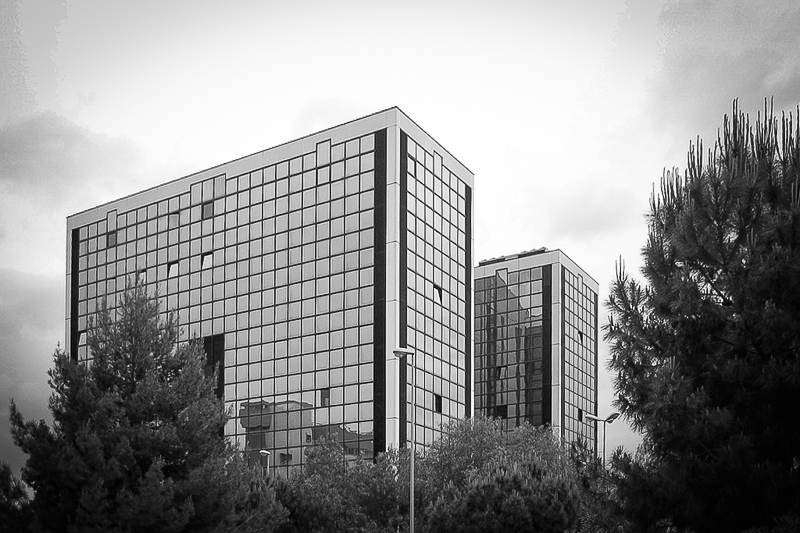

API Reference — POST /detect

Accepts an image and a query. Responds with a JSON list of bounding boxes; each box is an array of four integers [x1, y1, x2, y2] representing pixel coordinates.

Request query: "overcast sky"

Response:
[[1, 0, 799, 475]]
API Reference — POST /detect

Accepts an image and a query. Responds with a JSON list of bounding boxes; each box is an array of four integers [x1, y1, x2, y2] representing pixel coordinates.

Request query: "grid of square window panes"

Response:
[[561, 267, 598, 449], [71, 131, 379, 476], [473, 267, 546, 428], [71, 193, 195, 362], [404, 136, 468, 445]]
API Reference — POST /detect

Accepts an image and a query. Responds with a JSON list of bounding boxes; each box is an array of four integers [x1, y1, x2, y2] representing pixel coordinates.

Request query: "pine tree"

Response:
[[10, 282, 239, 532], [0, 461, 32, 533], [418, 417, 579, 533], [606, 100, 800, 532], [274, 437, 401, 533], [425, 459, 579, 533]]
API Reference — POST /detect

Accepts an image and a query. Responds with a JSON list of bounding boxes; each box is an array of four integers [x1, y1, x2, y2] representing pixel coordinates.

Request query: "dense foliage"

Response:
[[10, 283, 249, 533], [274, 439, 401, 533], [606, 100, 800, 532], [271, 417, 588, 533], [4, 285, 614, 532], [569, 440, 627, 533], [426, 459, 577, 533], [0, 461, 32, 533], [416, 417, 580, 533]]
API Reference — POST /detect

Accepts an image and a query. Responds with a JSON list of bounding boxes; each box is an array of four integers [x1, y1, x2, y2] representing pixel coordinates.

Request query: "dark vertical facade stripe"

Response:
[[398, 131, 408, 446], [558, 266, 567, 437], [203, 333, 225, 437], [398, 357, 408, 448], [203, 334, 225, 400], [542, 264, 553, 426], [399, 132, 408, 347], [372, 128, 388, 455], [560, 266, 566, 435], [69, 228, 80, 362], [464, 185, 473, 416], [593, 292, 599, 448]]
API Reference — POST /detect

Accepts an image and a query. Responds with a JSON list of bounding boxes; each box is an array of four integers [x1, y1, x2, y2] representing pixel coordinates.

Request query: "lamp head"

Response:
[[259, 450, 271, 456], [606, 412, 620, 424], [393, 348, 415, 359]]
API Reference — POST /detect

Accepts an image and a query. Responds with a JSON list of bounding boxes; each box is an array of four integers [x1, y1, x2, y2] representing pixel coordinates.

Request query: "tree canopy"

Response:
[[0, 461, 32, 533], [273, 437, 402, 533], [417, 417, 580, 533], [606, 100, 800, 532], [6, 282, 599, 532], [10, 282, 244, 533], [268, 417, 586, 533]]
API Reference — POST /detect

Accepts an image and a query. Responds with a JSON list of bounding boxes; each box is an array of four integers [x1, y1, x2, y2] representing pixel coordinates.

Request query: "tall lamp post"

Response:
[[585, 412, 620, 467], [393, 348, 415, 533]]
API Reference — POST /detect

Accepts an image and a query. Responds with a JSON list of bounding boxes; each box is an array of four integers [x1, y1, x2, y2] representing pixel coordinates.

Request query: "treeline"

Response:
[[0, 282, 613, 533]]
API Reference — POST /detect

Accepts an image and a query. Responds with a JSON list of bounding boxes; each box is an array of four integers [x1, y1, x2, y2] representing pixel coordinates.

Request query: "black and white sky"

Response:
[[1, 0, 799, 474]]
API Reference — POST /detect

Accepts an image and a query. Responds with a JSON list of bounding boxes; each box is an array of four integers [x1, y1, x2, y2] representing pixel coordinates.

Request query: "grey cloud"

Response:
[[645, 0, 800, 150], [0, 112, 144, 200], [0, 269, 62, 475], [0, 268, 62, 337], [0, 0, 69, 122], [0, 0, 35, 121]]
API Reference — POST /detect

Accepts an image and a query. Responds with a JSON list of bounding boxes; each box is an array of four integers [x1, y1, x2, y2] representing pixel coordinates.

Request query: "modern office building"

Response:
[[474, 248, 598, 450], [65, 108, 474, 474]]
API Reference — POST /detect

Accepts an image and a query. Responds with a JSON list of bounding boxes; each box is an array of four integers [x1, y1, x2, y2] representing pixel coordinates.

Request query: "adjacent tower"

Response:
[[474, 249, 598, 450], [66, 108, 474, 474]]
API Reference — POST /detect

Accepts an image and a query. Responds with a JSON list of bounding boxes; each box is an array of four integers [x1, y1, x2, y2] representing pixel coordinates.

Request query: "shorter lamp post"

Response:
[[393, 348, 415, 533], [259, 449, 271, 477], [585, 412, 620, 467]]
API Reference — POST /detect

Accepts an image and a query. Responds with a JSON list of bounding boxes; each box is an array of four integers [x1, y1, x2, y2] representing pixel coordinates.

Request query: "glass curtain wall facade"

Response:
[[65, 108, 474, 476], [474, 249, 598, 450], [398, 133, 472, 447]]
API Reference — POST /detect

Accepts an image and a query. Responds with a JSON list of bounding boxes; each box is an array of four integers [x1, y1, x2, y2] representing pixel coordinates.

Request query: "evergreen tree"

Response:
[[568, 439, 627, 533], [606, 100, 800, 532], [0, 461, 32, 533], [10, 282, 241, 533], [224, 463, 288, 533], [274, 437, 401, 533], [417, 417, 579, 533], [426, 458, 578, 533]]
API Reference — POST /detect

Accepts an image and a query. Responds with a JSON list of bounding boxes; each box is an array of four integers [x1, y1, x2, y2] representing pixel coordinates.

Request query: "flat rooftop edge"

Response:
[[477, 247, 550, 266], [67, 106, 474, 222], [476, 248, 599, 288]]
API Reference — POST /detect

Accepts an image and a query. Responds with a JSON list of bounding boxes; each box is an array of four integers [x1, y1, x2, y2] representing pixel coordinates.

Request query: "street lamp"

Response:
[[584, 412, 620, 467], [393, 347, 415, 533], [259, 449, 271, 477]]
